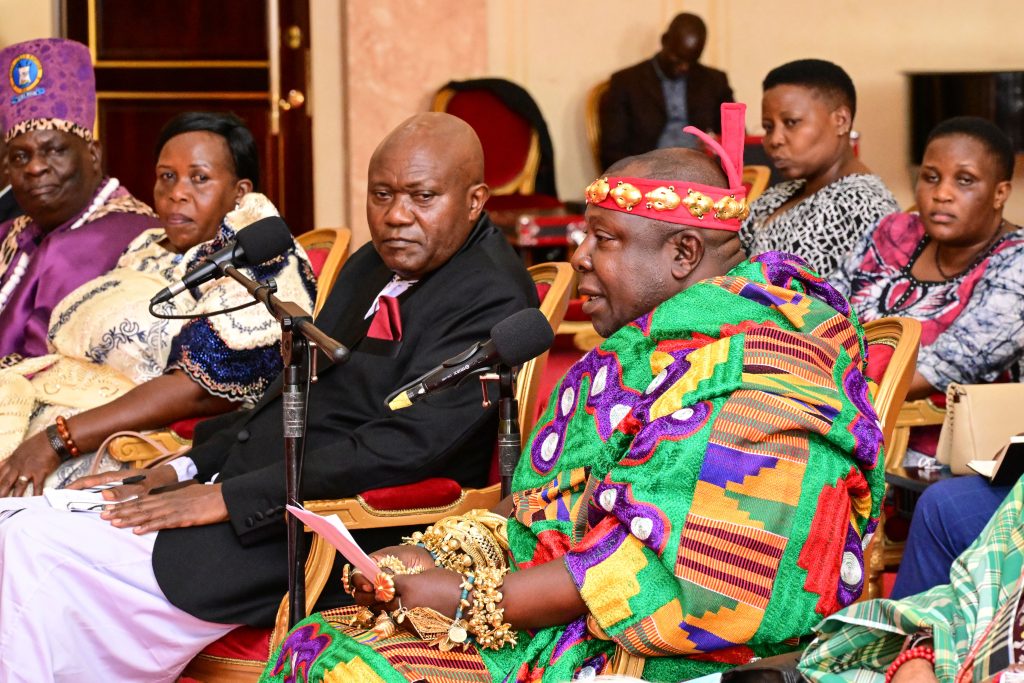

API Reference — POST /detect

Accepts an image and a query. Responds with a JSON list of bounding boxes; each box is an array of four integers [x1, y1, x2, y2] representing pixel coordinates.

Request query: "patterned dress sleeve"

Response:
[[804, 176, 900, 278], [917, 240, 1024, 388], [165, 248, 317, 403], [829, 216, 882, 295]]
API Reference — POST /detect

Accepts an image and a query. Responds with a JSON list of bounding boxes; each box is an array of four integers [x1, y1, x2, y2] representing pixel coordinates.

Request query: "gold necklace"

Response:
[[933, 219, 1005, 280]]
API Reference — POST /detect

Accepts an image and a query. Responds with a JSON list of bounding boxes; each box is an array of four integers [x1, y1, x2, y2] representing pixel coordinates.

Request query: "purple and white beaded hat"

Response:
[[0, 38, 95, 143]]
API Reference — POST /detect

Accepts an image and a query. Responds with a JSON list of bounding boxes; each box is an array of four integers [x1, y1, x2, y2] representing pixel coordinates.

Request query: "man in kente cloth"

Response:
[[262, 103, 885, 682]]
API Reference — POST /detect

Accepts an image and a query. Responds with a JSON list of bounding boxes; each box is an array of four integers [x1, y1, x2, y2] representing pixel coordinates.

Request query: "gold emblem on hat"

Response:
[[645, 186, 681, 211], [610, 182, 642, 211], [713, 195, 749, 220], [584, 177, 610, 204], [682, 189, 715, 219]]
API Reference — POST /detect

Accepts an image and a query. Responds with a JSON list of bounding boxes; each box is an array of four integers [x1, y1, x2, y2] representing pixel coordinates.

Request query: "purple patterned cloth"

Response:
[[0, 179, 159, 357], [0, 38, 95, 142]]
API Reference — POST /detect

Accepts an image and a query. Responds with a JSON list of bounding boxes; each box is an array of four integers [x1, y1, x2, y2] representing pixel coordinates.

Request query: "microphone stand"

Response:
[[496, 364, 521, 498], [222, 265, 349, 628]]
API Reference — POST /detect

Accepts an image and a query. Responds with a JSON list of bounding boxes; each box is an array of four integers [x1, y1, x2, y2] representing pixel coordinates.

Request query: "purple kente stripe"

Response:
[[781, 393, 841, 423], [738, 281, 794, 309], [625, 401, 711, 465], [752, 251, 851, 317], [633, 309, 654, 335], [837, 522, 864, 607], [273, 622, 333, 679], [551, 615, 589, 659], [842, 366, 883, 470], [565, 523, 628, 586], [578, 653, 610, 677], [628, 347, 698, 423], [700, 443, 780, 488], [530, 349, 638, 474], [587, 479, 669, 553], [864, 517, 878, 537], [680, 620, 741, 652]]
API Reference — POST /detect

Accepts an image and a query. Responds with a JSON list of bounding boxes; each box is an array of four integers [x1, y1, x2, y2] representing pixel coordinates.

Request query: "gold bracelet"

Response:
[[403, 509, 510, 574], [465, 566, 516, 650]]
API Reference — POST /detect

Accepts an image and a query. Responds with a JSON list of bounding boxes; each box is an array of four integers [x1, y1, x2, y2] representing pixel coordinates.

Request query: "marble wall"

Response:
[[487, 0, 1024, 217], [340, 0, 489, 245]]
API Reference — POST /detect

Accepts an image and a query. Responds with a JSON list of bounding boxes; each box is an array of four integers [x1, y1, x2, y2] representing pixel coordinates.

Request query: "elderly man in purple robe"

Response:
[[0, 38, 160, 359]]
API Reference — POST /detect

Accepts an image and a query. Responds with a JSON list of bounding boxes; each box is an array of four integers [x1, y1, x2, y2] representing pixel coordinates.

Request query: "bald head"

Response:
[[371, 112, 485, 187], [366, 112, 490, 279], [607, 147, 725, 186]]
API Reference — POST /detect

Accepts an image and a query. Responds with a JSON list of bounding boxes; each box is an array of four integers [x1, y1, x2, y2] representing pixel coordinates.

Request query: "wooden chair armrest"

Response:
[[267, 484, 505, 650], [302, 483, 503, 530], [106, 430, 192, 469], [895, 397, 945, 427], [585, 616, 646, 677]]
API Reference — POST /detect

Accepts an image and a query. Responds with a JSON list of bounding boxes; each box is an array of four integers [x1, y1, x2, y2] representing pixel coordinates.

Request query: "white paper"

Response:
[[286, 504, 380, 577], [967, 460, 997, 478], [42, 484, 136, 513]]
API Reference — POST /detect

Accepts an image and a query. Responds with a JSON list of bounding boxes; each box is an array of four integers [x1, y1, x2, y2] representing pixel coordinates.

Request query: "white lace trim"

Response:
[[0, 253, 29, 310], [68, 178, 120, 232]]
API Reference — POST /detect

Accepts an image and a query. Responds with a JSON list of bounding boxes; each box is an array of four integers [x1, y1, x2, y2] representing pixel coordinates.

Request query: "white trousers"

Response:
[[0, 498, 236, 682]]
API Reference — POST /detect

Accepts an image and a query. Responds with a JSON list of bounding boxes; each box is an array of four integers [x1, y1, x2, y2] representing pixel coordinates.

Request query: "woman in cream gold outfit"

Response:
[[0, 112, 315, 494]]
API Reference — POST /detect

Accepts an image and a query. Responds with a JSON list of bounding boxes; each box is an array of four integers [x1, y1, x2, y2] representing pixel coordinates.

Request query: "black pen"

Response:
[[121, 474, 146, 485]]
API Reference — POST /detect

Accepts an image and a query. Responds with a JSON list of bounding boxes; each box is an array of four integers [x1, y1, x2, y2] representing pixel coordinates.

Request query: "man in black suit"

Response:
[[599, 12, 734, 170], [0, 113, 539, 679], [0, 139, 23, 224]]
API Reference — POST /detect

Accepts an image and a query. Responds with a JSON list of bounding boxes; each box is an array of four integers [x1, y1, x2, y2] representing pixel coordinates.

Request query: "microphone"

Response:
[[149, 216, 294, 305], [387, 307, 554, 411]]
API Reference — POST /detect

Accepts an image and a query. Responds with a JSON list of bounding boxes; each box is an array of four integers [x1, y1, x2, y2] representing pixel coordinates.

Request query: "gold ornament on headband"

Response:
[[682, 188, 715, 219], [585, 177, 610, 203], [644, 186, 681, 211], [713, 194, 749, 221], [610, 182, 642, 211]]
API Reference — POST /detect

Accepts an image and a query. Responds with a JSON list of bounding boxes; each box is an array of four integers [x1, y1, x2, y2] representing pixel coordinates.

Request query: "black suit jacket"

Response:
[[152, 215, 538, 625], [599, 58, 734, 170], [0, 186, 22, 224]]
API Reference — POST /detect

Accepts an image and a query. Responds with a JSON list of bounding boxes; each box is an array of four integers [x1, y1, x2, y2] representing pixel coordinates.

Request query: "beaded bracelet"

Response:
[[44, 424, 73, 463], [54, 416, 81, 458], [884, 645, 935, 683], [465, 566, 516, 650]]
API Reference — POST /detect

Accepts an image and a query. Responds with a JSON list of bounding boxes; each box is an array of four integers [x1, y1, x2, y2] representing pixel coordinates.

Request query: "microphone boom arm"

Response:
[[221, 264, 349, 629]]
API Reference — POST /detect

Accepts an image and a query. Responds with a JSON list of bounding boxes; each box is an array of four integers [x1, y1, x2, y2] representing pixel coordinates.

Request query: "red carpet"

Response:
[[535, 334, 588, 422]]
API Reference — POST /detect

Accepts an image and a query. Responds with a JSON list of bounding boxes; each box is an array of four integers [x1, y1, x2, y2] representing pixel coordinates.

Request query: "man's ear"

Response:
[[87, 140, 102, 174], [669, 229, 703, 282], [468, 183, 489, 221]]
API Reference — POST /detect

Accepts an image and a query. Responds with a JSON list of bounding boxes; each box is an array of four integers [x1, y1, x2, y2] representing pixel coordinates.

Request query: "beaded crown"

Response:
[[585, 103, 748, 232]]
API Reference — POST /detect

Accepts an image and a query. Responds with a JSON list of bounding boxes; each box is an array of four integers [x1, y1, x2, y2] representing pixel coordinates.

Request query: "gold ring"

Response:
[[16, 475, 29, 483]]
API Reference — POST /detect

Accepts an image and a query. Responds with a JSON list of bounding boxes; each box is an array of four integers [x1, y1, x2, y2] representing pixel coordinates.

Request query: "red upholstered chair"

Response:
[[431, 80, 562, 213], [585, 79, 610, 174], [297, 227, 352, 317], [179, 262, 574, 682], [742, 165, 771, 203]]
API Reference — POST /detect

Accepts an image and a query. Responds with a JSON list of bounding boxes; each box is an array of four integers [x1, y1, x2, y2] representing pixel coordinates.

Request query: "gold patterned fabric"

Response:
[[0, 194, 316, 462]]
